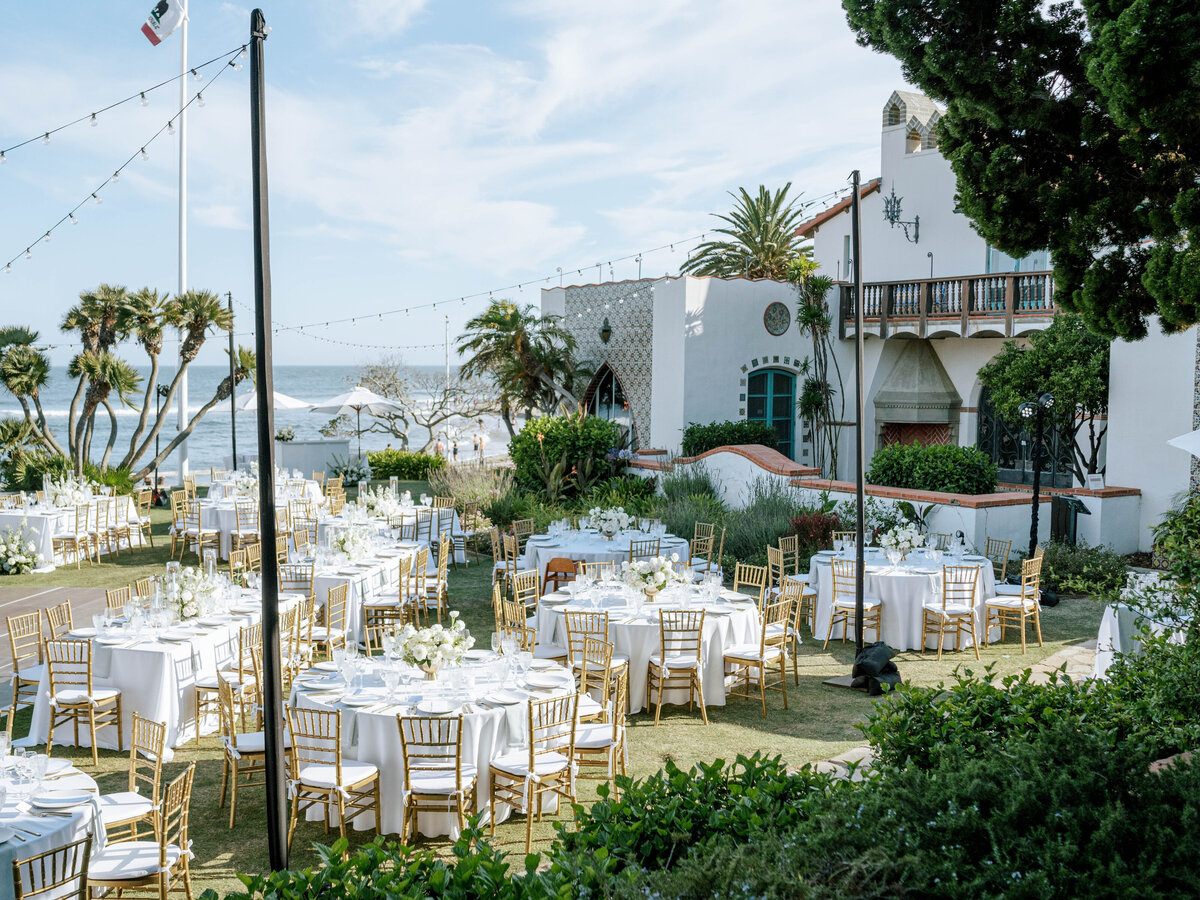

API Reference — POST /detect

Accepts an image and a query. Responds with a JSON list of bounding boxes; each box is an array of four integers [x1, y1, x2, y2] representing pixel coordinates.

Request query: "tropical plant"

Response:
[[681, 183, 812, 280], [977, 314, 1109, 480], [790, 258, 844, 477], [843, 0, 1200, 340], [508, 412, 619, 500], [457, 300, 581, 437]]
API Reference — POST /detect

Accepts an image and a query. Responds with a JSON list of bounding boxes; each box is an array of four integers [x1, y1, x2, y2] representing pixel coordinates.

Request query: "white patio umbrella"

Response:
[[308, 385, 403, 457], [1167, 429, 1200, 458], [236, 389, 312, 412]]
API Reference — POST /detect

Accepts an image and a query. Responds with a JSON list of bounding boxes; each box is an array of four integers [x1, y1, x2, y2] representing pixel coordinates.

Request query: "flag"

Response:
[[141, 0, 185, 46]]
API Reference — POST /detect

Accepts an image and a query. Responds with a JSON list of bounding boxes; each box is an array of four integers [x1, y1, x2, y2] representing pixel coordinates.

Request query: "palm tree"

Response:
[[62, 284, 131, 467], [118, 288, 181, 467], [71, 351, 141, 471], [0, 340, 64, 456], [681, 183, 811, 280], [457, 300, 579, 436]]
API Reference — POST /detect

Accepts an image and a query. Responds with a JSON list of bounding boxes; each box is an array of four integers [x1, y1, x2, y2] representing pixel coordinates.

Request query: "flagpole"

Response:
[[176, 0, 190, 483]]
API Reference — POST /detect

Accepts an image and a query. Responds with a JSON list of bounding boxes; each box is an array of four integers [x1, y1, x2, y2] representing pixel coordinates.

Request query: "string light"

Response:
[[196, 93, 204, 108], [90, 114, 98, 127], [41, 232, 50, 243], [92, 193, 101, 205], [0, 45, 242, 161], [167, 121, 175, 135], [140, 147, 148, 160], [111, 171, 119, 183], [24, 249, 31, 260], [3, 264, 9, 274], [240, 46, 248, 59], [69, 214, 77, 225]]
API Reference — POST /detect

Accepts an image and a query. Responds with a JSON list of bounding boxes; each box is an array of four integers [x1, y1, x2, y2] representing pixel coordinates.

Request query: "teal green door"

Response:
[[747, 369, 795, 458]]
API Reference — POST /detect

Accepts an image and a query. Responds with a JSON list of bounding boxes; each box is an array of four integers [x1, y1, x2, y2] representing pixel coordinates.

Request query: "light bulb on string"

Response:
[[92, 193, 102, 205], [90, 114, 98, 127], [167, 121, 175, 135], [140, 92, 149, 107], [42, 232, 50, 243], [231, 60, 242, 72], [70, 213, 78, 224], [0, 151, 6, 164], [191, 68, 201, 81], [3, 264, 9, 274], [196, 93, 204, 108], [24, 249, 31, 260], [140, 148, 148, 160], [112, 171, 119, 183], [240, 46, 248, 59], [42, 133, 50, 145]]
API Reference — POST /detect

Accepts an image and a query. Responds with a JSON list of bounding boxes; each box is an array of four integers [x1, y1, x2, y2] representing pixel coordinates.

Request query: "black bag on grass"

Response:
[[851, 641, 901, 695]]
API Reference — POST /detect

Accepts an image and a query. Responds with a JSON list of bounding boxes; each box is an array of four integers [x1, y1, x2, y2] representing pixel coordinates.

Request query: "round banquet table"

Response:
[[290, 652, 576, 838], [808, 549, 998, 651], [523, 530, 690, 592], [536, 583, 760, 713], [318, 507, 465, 564], [209, 478, 323, 503], [0, 765, 103, 900]]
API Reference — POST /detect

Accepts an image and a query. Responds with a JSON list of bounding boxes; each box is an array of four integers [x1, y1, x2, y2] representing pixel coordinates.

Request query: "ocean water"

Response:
[[0, 364, 501, 476]]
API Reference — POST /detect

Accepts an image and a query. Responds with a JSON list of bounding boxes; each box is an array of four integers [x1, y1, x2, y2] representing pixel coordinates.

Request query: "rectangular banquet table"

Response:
[[0, 496, 141, 570], [29, 590, 301, 760], [311, 543, 424, 641], [318, 508, 465, 564]]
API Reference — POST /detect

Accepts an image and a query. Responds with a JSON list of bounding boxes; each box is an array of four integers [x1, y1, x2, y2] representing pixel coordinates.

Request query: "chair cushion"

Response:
[[298, 760, 378, 790], [578, 694, 605, 719], [99, 791, 155, 827], [986, 596, 1037, 610], [993, 584, 1028, 596], [408, 764, 477, 795], [924, 602, 974, 617], [310, 627, 345, 642], [648, 654, 699, 670], [575, 722, 619, 750], [195, 670, 251, 690], [89, 841, 182, 880], [490, 750, 571, 779], [724, 643, 784, 661], [534, 644, 567, 660], [573, 654, 629, 671], [785, 573, 812, 586], [14, 663, 44, 682], [832, 597, 881, 610], [54, 687, 120, 705]]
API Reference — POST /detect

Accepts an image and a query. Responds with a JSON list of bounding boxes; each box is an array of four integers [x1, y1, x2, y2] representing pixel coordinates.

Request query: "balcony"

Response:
[[838, 271, 1056, 340]]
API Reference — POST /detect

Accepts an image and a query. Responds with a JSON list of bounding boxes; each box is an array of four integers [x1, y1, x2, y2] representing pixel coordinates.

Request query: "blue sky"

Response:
[[0, 1, 910, 367]]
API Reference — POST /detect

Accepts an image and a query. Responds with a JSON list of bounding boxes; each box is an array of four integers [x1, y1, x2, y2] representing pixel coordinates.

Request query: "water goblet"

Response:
[[30, 753, 48, 785], [491, 632, 502, 654], [0, 732, 9, 765], [516, 651, 532, 677], [381, 667, 400, 701], [500, 634, 517, 658]]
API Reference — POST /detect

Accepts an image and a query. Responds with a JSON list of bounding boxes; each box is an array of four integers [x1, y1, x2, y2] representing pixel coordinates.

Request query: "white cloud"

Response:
[[345, 0, 428, 37]]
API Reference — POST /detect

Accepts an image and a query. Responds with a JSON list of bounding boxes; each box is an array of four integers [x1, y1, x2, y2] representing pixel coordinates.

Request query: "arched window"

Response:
[[747, 368, 796, 459], [976, 386, 1073, 487], [585, 365, 632, 433]]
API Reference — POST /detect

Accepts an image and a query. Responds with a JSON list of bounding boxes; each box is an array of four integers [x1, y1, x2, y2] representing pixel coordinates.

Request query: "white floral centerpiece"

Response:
[[589, 505, 633, 539], [228, 470, 258, 498], [396, 612, 474, 678], [165, 567, 221, 620], [0, 524, 45, 574], [358, 486, 401, 519], [621, 553, 681, 599], [331, 522, 373, 562], [43, 475, 94, 508], [879, 523, 926, 558]]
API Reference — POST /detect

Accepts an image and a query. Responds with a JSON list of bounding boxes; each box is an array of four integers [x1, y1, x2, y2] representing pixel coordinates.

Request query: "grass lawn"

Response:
[[4, 511, 1104, 892]]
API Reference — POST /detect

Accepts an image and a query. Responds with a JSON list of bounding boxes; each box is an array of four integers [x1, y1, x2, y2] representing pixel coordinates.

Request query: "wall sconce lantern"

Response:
[[882, 185, 920, 244], [599, 317, 613, 344]]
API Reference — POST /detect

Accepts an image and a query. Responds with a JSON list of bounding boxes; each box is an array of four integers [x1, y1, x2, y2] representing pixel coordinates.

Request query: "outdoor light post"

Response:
[[850, 169, 866, 657], [1018, 392, 1055, 559], [153, 384, 170, 499]]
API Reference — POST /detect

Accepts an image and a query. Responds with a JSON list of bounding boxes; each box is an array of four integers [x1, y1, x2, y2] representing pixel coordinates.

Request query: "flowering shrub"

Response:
[[879, 523, 925, 554], [329, 454, 371, 486], [396, 612, 473, 668], [621, 554, 681, 593], [789, 510, 841, 558], [509, 413, 620, 499], [588, 505, 633, 537], [0, 524, 44, 574]]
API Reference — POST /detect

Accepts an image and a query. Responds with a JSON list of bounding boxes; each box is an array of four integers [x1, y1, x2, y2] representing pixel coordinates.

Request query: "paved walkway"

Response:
[[810, 641, 1099, 781], [0, 586, 108, 707]]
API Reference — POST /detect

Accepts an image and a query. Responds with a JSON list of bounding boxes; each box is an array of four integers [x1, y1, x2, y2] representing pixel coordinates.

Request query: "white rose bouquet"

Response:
[[43, 475, 94, 508], [166, 567, 221, 620], [0, 524, 44, 574], [229, 471, 258, 498], [396, 612, 474, 670], [879, 523, 925, 555], [331, 522, 373, 562], [358, 486, 401, 519], [588, 505, 633, 538], [621, 554, 681, 594]]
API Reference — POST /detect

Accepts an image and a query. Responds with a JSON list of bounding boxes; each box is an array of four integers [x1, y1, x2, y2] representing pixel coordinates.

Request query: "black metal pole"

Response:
[[249, 8, 287, 871], [228, 292, 237, 471], [1029, 407, 1043, 559], [850, 170, 866, 657]]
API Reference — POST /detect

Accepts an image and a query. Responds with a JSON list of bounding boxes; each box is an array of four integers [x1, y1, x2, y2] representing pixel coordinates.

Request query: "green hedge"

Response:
[[866, 442, 998, 494], [508, 413, 620, 499], [364, 449, 446, 480], [681, 419, 777, 457]]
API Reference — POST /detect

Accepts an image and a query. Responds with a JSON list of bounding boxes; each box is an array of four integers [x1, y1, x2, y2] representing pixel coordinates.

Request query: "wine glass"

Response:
[[381, 668, 400, 701], [491, 632, 502, 654]]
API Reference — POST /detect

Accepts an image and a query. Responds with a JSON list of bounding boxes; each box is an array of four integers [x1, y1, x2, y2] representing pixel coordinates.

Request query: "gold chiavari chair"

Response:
[[986, 537, 1014, 583], [135, 489, 155, 548], [511, 569, 541, 622], [99, 712, 166, 842], [228, 548, 249, 584], [311, 471, 325, 487], [180, 499, 219, 562], [397, 714, 477, 843], [45, 638, 123, 766], [87, 763, 195, 900], [311, 582, 348, 658], [732, 562, 769, 605], [108, 497, 136, 557], [689, 534, 714, 577], [724, 595, 792, 717], [487, 526, 506, 589], [231, 500, 259, 553], [245, 541, 263, 573], [490, 582, 505, 636], [565, 609, 627, 680], [501, 532, 521, 593], [930, 532, 954, 552], [51, 504, 95, 569], [777, 534, 801, 576], [275, 533, 290, 565], [431, 496, 455, 509], [386, 514, 414, 542], [422, 533, 451, 621], [133, 577, 155, 601], [12, 835, 92, 900], [489, 693, 577, 853], [287, 499, 314, 534], [577, 559, 615, 580], [167, 491, 187, 559], [628, 537, 660, 562], [217, 677, 268, 828], [647, 609, 707, 725], [774, 579, 809, 684], [922, 564, 981, 661], [986, 555, 1044, 653], [43, 600, 73, 641], [325, 474, 344, 495], [105, 586, 131, 612], [766, 545, 787, 595], [459, 500, 486, 563], [573, 665, 628, 798], [825, 559, 883, 649], [831, 530, 857, 548], [511, 517, 535, 552], [6, 612, 43, 729], [407, 546, 432, 622], [285, 706, 380, 849], [576, 635, 615, 722], [210, 467, 228, 483], [183, 473, 198, 501], [414, 507, 435, 545], [193, 619, 260, 742], [327, 494, 346, 516]]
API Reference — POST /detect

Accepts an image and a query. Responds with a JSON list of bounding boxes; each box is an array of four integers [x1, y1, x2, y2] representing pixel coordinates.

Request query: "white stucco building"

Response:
[[543, 90, 1190, 552]]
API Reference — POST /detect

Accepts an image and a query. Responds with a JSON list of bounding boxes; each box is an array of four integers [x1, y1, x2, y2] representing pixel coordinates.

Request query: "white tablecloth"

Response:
[[311, 543, 424, 641], [209, 479, 323, 503], [1093, 603, 1184, 677], [0, 497, 140, 570], [537, 584, 759, 713], [29, 590, 302, 759], [0, 769, 103, 900], [290, 652, 576, 838], [319, 509, 465, 564], [808, 550, 998, 651], [523, 531, 690, 592]]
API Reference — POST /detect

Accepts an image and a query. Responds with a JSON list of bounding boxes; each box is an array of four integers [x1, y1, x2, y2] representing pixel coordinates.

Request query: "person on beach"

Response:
[[478, 432, 488, 458], [435, 437, 445, 458], [452, 440, 459, 462]]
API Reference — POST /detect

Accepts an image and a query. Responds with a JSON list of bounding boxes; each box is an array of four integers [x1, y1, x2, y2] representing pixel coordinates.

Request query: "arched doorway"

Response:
[[585, 365, 633, 434], [976, 386, 1072, 487], [747, 368, 796, 459]]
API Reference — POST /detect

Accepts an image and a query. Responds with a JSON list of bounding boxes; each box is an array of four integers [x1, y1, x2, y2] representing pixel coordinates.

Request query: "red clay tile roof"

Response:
[[795, 178, 882, 239]]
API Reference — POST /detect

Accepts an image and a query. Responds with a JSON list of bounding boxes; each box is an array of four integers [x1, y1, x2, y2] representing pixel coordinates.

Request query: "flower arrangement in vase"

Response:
[[879, 523, 925, 561], [0, 524, 44, 574], [165, 567, 221, 620], [588, 505, 633, 540], [396, 612, 474, 678], [358, 485, 402, 519], [621, 553, 681, 600], [331, 523, 373, 563]]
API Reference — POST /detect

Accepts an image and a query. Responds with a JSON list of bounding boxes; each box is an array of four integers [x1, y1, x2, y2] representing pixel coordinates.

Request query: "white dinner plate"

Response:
[[44, 758, 73, 776], [964, 555, 987, 562], [312, 661, 338, 672], [541, 596, 570, 605], [0, 825, 14, 844], [528, 659, 561, 670], [160, 628, 193, 641], [704, 605, 736, 615], [96, 636, 128, 646], [68, 627, 97, 638], [198, 615, 231, 626], [341, 693, 384, 707], [415, 698, 455, 715], [525, 673, 565, 690], [465, 649, 491, 661], [31, 790, 91, 809], [484, 691, 524, 706]]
